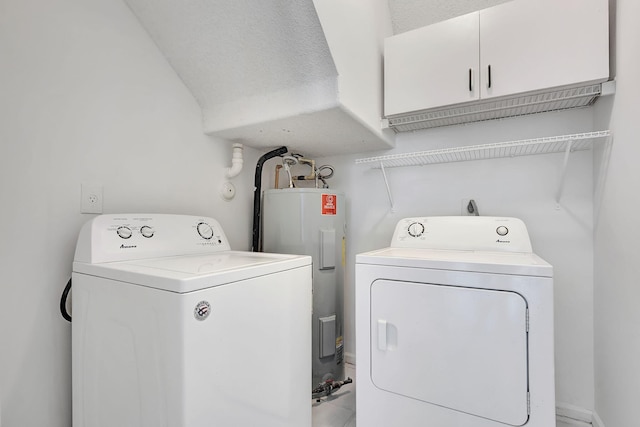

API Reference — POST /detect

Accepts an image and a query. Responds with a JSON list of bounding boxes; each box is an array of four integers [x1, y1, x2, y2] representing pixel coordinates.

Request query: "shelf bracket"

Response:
[[555, 139, 574, 207], [380, 162, 395, 212]]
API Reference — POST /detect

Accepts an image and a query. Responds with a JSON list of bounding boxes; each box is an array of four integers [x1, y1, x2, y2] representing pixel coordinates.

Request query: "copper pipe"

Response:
[[275, 165, 282, 189]]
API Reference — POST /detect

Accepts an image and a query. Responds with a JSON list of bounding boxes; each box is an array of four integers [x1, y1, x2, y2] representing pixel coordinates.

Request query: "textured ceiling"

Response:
[[124, 0, 337, 110], [121, 0, 514, 155], [388, 0, 512, 34], [122, 0, 516, 112]]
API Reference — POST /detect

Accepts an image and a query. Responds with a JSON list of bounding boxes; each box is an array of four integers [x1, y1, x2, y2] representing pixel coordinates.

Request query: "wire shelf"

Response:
[[355, 130, 612, 211], [355, 130, 611, 168]]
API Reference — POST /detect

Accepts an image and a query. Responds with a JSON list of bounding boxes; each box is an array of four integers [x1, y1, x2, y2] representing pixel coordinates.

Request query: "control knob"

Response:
[[197, 222, 214, 240], [140, 225, 154, 238], [496, 226, 509, 236], [116, 226, 132, 239], [407, 222, 425, 237]]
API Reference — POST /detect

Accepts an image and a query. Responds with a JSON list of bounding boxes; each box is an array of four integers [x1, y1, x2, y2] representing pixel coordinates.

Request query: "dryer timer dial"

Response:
[[496, 226, 509, 236], [407, 222, 425, 237]]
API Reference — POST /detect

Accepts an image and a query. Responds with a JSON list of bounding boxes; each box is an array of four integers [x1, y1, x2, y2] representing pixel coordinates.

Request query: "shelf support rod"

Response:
[[555, 139, 574, 206], [380, 162, 395, 212]]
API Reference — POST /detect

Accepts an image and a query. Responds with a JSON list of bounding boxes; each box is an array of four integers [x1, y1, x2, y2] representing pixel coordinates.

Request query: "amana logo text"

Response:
[[194, 301, 211, 321]]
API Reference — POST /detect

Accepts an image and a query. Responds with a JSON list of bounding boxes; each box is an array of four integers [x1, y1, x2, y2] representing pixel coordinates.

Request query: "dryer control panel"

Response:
[[391, 216, 533, 253], [74, 214, 232, 263]]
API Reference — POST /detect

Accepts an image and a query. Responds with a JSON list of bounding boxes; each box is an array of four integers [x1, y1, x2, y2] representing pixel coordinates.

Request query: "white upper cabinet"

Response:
[[384, 12, 480, 116], [479, 0, 609, 99], [384, 0, 609, 118]]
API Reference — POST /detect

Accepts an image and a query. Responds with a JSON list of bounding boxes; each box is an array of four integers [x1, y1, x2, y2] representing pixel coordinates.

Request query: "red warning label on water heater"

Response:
[[321, 194, 337, 215]]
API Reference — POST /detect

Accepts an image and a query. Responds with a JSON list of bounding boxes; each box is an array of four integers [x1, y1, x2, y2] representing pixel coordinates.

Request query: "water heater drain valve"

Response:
[[312, 377, 353, 401]]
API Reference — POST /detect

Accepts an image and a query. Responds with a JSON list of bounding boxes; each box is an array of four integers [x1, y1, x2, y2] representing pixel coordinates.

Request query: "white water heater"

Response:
[[263, 188, 346, 387]]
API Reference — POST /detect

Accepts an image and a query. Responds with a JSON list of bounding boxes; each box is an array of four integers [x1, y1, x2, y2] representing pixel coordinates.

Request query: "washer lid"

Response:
[[356, 247, 552, 277], [73, 251, 311, 293]]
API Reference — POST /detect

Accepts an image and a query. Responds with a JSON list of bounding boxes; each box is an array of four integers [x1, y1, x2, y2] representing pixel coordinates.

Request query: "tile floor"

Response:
[[312, 364, 587, 427]]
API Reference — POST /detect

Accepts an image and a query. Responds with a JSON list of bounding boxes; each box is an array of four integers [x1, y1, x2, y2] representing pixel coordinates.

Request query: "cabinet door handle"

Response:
[[488, 65, 492, 89], [469, 68, 473, 91]]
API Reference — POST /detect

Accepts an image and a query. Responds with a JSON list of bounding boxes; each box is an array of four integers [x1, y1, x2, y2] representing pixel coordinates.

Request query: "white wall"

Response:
[[316, 107, 599, 411], [593, 0, 640, 425], [0, 1, 259, 426], [0, 0, 629, 425]]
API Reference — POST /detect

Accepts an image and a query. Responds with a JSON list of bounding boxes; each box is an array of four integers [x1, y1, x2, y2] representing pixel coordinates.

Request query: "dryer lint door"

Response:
[[370, 280, 529, 426]]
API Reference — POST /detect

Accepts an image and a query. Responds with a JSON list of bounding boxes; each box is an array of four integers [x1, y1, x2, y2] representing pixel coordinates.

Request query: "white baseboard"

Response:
[[556, 416, 591, 426], [591, 411, 605, 427], [556, 402, 593, 424], [554, 403, 608, 427]]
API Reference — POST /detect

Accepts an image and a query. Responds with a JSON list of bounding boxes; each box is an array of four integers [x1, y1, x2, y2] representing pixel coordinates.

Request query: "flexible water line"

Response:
[[282, 156, 299, 188]]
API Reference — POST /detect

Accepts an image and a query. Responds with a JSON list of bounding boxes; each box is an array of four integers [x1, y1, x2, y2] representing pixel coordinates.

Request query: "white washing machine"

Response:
[[355, 216, 555, 427], [72, 214, 312, 427]]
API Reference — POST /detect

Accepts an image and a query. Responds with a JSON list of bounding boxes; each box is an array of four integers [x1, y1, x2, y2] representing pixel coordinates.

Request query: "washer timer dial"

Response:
[[197, 222, 214, 240], [407, 222, 425, 237], [116, 226, 132, 239]]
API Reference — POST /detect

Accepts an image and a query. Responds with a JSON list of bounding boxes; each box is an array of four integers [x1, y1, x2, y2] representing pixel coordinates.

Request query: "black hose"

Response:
[[252, 146, 288, 252], [60, 277, 72, 322]]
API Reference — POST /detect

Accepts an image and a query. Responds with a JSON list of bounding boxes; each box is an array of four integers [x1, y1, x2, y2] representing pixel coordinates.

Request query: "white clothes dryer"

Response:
[[72, 214, 312, 427], [355, 216, 555, 427]]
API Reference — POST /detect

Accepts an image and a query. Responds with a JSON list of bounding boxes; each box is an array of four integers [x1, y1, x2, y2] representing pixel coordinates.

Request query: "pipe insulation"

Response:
[[226, 143, 244, 178]]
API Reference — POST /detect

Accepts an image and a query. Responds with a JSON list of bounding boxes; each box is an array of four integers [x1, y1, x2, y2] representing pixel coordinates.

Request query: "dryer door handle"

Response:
[[377, 319, 388, 351]]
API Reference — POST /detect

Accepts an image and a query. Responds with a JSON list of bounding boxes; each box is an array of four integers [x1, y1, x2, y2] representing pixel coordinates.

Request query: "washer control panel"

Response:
[[74, 214, 231, 263], [391, 216, 533, 253]]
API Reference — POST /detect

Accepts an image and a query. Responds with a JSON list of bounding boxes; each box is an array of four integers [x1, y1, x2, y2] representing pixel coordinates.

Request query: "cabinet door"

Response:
[[479, 0, 609, 99], [384, 12, 480, 116]]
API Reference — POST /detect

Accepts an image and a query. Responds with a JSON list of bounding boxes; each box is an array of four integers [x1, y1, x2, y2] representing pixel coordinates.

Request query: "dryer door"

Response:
[[371, 279, 529, 426]]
